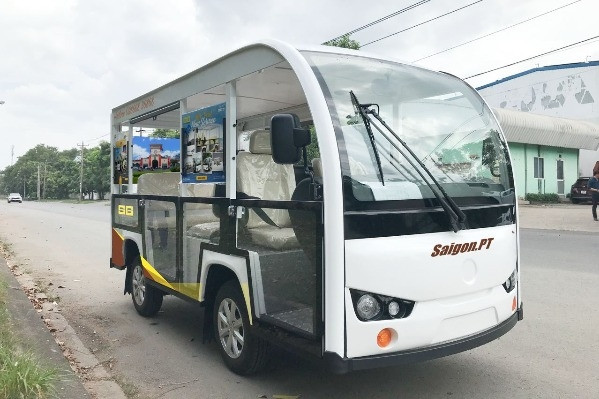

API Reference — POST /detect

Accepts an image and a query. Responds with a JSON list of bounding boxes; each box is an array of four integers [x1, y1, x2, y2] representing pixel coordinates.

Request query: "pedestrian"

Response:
[[587, 171, 599, 221], [594, 161, 599, 175]]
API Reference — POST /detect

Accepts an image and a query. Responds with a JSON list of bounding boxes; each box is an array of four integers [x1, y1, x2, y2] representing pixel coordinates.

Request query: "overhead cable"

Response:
[[87, 134, 109, 143], [464, 35, 599, 79], [324, 0, 430, 44], [362, 0, 484, 47], [413, 0, 582, 62]]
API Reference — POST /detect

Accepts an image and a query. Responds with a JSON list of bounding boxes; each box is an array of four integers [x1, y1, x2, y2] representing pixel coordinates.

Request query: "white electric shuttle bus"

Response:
[[110, 40, 522, 375]]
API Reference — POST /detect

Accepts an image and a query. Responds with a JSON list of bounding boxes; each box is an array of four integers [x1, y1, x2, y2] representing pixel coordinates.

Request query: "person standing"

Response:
[[587, 171, 599, 221]]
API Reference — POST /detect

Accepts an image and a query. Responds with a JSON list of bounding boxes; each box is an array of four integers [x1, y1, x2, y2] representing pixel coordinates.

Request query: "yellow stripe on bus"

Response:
[[241, 283, 253, 325], [113, 228, 124, 240], [139, 257, 252, 325], [140, 257, 174, 290]]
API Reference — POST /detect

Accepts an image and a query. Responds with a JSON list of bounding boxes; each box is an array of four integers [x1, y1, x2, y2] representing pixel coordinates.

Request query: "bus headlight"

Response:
[[502, 270, 517, 293], [388, 301, 400, 317], [356, 294, 381, 321], [350, 289, 415, 321]]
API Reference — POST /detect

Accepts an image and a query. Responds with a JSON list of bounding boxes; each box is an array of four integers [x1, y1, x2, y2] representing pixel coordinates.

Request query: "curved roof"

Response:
[[478, 60, 599, 90], [492, 107, 599, 150]]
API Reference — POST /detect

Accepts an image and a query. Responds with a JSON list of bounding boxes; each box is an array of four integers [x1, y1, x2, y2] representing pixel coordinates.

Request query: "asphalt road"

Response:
[[0, 200, 597, 398]]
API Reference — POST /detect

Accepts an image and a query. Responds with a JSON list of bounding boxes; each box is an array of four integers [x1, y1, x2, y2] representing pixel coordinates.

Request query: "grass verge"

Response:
[[0, 277, 58, 399]]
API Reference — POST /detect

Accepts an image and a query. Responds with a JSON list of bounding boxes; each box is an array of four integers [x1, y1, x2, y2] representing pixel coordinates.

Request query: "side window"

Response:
[[534, 157, 544, 179]]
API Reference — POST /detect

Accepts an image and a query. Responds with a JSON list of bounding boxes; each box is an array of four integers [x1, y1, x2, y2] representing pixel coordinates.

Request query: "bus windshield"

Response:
[[302, 51, 514, 207]]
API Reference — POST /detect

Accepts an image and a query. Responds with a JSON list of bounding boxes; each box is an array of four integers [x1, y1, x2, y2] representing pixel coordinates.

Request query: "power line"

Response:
[[464, 35, 599, 79], [87, 133, 109, 143], [413, 0, 582, 62], [324, 0, 430, 44], [362, 0, 484, 47]]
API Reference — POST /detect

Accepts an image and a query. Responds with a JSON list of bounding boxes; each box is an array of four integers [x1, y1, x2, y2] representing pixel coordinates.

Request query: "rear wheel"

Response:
[[213, 280, 269, 375], [571, 198, 579, 204], [130, 257, 163, 317]]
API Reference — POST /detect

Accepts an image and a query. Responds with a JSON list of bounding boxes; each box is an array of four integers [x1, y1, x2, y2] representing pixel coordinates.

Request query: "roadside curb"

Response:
[[0, 252, 127, 399]]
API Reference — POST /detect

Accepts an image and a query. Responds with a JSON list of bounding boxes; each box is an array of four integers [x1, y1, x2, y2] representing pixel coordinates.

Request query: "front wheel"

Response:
[[130, 258, 163, 317], [213, 280, 269, 375]]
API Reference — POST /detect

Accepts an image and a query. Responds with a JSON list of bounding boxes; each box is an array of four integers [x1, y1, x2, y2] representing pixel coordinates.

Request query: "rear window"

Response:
[[575, 178, 589, 186]]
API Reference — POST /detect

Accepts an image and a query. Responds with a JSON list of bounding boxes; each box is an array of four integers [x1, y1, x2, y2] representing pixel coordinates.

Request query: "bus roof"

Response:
[[111, 40, 412, 126]]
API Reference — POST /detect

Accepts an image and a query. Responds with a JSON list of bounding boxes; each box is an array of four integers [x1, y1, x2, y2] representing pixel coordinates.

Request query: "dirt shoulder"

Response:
[[0, 255, 89, 398]]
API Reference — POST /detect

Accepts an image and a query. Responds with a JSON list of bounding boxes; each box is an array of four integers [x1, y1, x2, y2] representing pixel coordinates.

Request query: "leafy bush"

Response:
[[524, 193, 560, 203]]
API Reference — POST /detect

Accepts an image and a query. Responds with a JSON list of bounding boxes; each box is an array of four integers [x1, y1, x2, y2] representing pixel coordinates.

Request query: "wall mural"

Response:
[[495, 73, 595, 114]]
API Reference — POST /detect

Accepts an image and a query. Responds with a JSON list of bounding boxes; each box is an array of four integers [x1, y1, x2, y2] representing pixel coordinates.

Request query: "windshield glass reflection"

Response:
[[303, 51, 514, 205]]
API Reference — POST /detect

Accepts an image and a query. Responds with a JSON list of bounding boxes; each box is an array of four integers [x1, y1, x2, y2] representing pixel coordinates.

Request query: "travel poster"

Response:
[[181, 103, 225, 183]]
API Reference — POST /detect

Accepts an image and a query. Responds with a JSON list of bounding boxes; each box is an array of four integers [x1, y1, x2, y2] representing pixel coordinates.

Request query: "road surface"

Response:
[[0, 200, 597, 398]]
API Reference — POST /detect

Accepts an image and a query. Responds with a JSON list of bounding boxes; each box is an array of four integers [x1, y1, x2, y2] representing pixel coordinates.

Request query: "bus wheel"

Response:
[[130, 258, 163, 317], [213, 280, 269, 375]]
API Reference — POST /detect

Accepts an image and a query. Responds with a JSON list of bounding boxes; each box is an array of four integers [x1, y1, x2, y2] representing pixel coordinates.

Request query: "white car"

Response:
[[7, 193, 22, 203]]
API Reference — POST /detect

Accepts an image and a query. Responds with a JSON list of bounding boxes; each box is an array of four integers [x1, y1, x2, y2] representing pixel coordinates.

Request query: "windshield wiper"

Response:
[[349, 90, 468, 232], [350, 91, 385, 185]]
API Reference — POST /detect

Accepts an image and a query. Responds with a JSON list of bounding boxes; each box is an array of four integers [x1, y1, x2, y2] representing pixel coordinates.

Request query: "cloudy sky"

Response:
[[1, 0, 597, 169]]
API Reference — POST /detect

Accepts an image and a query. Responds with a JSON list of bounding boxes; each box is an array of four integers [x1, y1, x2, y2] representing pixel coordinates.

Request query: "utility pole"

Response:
[[78, 142, 87, 201], [11, 145, 14, 165], [43, 163, 47, 199], [37, 164, 41, 200]]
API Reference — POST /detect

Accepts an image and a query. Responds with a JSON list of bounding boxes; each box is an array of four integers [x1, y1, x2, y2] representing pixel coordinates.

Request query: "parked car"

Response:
[[7, 193, 22, 203], [570, 177, 592, 204]]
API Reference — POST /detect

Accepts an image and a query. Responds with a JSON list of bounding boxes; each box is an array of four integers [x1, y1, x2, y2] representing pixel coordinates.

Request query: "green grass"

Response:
[[0, 277, 58, 399]]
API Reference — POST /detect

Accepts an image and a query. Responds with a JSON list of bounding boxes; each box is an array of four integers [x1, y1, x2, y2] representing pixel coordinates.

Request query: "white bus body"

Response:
[[110, 40, 522, 374]]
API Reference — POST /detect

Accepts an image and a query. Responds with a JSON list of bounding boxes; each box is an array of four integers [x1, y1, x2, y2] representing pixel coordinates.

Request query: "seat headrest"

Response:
[[137, 172, 180, 196], [249, 130, 271, 154]]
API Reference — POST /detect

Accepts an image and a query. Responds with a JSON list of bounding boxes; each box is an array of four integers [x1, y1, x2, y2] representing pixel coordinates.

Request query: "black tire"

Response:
[[213, 280, 269, 375], [571, 198, 579, 204], [129, 257, 163, 317]]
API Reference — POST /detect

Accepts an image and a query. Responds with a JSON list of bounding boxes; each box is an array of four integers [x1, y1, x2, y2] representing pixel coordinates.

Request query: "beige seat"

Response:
[[236, 130, 299, 250], [185, 183, 220, 241], [137, 172, 179, 229], [137, 172, 180, 196]]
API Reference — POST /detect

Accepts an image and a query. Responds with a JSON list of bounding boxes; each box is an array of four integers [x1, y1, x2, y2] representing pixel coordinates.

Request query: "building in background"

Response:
[[477, 61, 599, 198]]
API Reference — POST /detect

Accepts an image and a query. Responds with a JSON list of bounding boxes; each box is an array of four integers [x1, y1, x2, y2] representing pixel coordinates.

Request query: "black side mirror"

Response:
[[271, 114, 311, 164]]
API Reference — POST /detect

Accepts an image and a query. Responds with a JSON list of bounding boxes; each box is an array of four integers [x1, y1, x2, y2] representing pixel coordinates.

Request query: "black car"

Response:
[[570, 177, 592, 203]]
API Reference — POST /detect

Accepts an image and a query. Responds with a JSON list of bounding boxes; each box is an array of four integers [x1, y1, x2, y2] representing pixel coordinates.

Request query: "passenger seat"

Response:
[[236, 130, 299, 250]]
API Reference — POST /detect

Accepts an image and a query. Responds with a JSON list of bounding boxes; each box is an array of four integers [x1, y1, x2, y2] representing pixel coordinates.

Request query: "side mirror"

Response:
[[271, 114, 311, 164]]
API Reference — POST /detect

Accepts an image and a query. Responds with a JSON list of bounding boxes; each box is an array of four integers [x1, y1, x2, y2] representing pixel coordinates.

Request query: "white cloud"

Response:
[[132, 144, 149, 160]]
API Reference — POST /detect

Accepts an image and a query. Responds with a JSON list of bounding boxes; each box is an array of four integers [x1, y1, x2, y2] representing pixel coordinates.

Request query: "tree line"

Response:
[[0, 142, 110, 200]]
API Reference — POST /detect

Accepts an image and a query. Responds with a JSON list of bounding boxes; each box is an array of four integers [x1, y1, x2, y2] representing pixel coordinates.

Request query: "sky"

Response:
[[1, 0, 598, 169]]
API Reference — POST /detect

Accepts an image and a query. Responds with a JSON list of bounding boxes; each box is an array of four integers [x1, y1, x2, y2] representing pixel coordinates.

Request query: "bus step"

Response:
[[269, 307, 313, 334]]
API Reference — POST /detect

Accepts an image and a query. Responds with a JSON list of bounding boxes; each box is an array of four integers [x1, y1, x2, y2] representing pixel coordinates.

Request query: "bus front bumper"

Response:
[[324, 306, 522, 374]]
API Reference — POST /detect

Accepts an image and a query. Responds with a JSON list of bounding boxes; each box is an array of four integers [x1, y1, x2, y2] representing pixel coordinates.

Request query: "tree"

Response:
[[45, 157, 79, 199], [150, 129, 180, 138], [323, 34, 360, 50], [1, 145, 60, 198], [83, 141, 111, 199]]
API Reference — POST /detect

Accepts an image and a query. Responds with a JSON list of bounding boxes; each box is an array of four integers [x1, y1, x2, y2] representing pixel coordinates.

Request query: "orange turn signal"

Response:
[[377, 328, 393, 348], [512, 296, 517, 311]]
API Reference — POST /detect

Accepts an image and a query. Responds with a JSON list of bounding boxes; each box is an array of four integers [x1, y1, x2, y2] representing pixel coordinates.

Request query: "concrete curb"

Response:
[[0, 255, 127, 399]]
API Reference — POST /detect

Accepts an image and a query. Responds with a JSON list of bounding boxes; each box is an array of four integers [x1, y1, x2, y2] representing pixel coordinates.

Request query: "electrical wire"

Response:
[[87, 133, 109, 143], [323, 0, 430, 44], [362, 0, 484, 47], [412, 0, 582, 62], [464, 35, 599, 79]]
